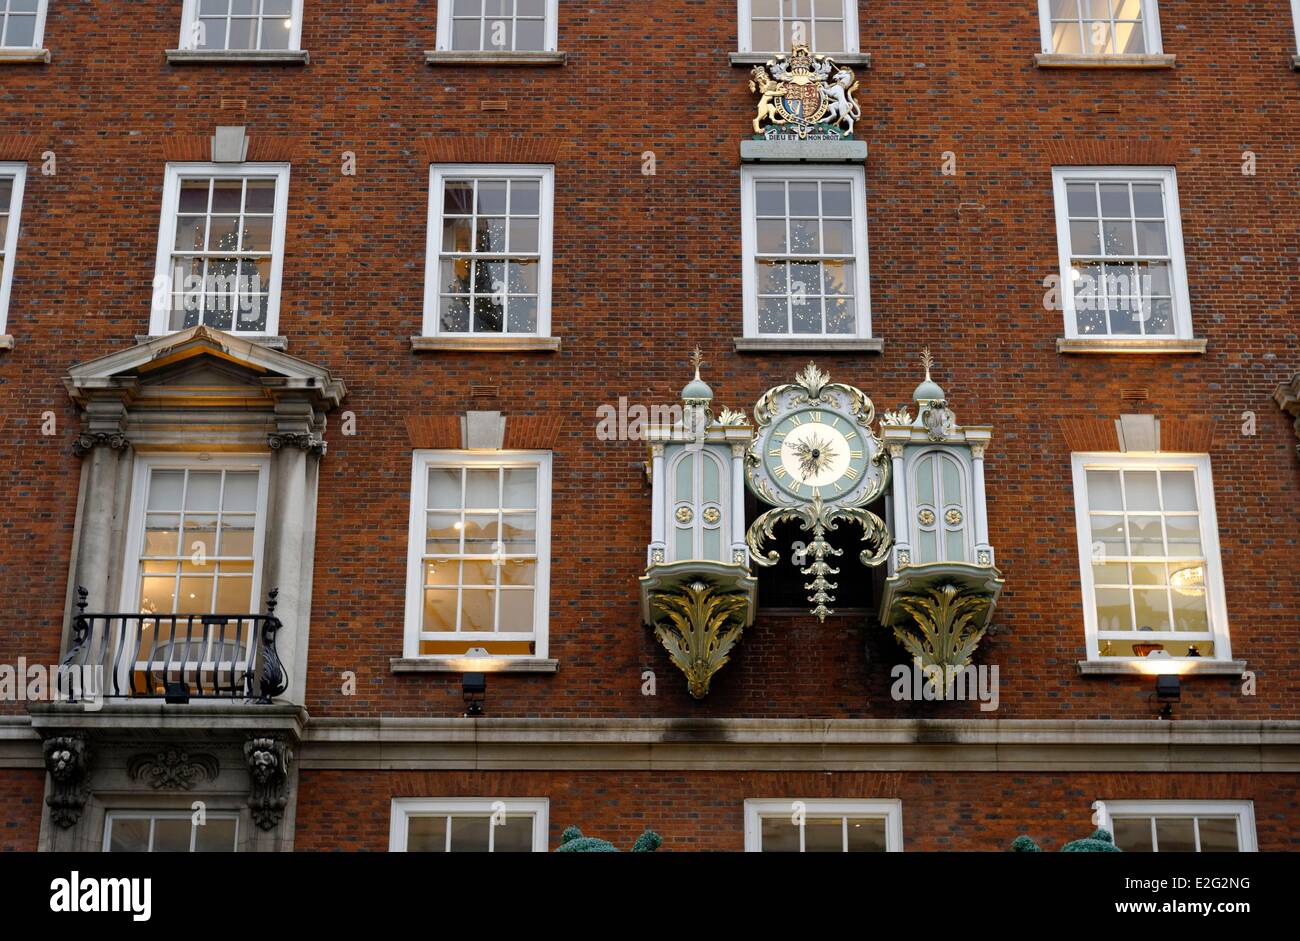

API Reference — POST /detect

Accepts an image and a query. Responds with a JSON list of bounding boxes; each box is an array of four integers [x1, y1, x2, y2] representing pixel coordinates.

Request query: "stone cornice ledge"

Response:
[[298, 718, 1300, 773], [1035, 53, 1176, 68], [730, 52, 870, 68], [0, 334, 13, 350], [411, 335, 562, 353], [424, 50, 566, 66], [0, 48, 50, 64], [1058, 337, 1206, 355], [1292, 54, 1300, 71], [735, 337, 883, 353], [165, 49, 310, 65], [25, 701, 308, 742]]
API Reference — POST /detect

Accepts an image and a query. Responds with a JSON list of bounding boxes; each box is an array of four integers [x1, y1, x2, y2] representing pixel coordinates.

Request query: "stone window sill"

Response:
[[1057, 337, 1206, 355], [0, 334, 14, 350], [1035, 53, 1176, 69], [136, 334, 288, 350], [1077, 659, 1247, 677], [734, 336, 884, 353], [411, 335, 562, 353], [730, 51, 870, 68], [0, 48, 50, 64], [391, 657, 559, 674], [1292, 55, 1300, 71], [165, 49, 310, 65], [424, 50, 566, 66]]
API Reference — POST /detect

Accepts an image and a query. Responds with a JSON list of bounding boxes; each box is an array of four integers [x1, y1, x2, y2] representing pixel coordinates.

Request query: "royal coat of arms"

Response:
[[749, 44, 861, 140]]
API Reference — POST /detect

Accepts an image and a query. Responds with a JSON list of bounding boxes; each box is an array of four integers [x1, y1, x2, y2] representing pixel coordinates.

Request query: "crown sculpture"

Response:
[[750, 44, 861, 140]]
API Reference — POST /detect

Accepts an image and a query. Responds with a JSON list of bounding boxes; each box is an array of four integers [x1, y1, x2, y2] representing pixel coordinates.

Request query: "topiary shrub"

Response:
[[1011, 828, 1121, 852], [554, 825, 662, 853]]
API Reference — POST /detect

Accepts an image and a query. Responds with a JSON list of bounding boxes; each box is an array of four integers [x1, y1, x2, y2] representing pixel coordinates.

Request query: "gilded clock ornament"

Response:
[[745, 362, 892, 621], [918, 509, 936, 526]]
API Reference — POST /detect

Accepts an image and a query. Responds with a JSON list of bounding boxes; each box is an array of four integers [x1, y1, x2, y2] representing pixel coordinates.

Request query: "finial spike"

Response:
[[690, 345, 705, 380], [921, 348, 934, 382]]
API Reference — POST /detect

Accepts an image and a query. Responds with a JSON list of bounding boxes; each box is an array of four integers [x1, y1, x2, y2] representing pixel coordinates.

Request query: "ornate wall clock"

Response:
[[745, 363, 892, 621]]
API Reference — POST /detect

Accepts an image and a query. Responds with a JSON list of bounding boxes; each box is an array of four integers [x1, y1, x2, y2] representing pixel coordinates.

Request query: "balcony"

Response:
[[57, 587, 287, 704]]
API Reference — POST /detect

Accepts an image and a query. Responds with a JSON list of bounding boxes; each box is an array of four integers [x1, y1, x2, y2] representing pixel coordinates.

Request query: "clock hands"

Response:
[[790, 432, 839, 481]]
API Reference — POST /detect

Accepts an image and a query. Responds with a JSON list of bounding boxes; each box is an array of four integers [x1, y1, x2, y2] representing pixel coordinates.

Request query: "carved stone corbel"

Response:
[[648, 581, 750, 700], [244, 736, 292, 831], [891, 583, 992, 670], [128, 747, 220, 790], [1275, 371, 1300, 458], [43, 734, 92, 828]]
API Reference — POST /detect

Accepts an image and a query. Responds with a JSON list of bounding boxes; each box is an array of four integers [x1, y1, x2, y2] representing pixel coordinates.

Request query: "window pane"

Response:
[[108, 818, 151, 853], [492, 815, 534, 852], [448, 815, 490, 852], [1155, 817, 1196, 852], [1197, 818, 1240, 852], [499, 589, 534, 631], [760, 816, 800, 852], [1086, 470, 1122, 510], [844, 818, 887, 852], [1123, 471, 1159, 510], [502, 468, 537, 508], [803, 817, 843, 852], [407, 816, 448, 852], [153, 818, 192, 852], [1113, 817, 1153, 852]]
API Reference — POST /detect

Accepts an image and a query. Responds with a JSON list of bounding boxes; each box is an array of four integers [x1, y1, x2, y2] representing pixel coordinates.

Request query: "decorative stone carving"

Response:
[[43, 734, 92, 828], [892, 583, 992, 670], [649, 582, 750, 700], [244, 736, 293, 831], [73, 432, 129, 457], [267, 432, 326, 456], [128, 747, 220, 790]]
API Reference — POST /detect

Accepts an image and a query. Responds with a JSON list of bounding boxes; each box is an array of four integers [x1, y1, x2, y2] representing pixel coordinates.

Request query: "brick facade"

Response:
[[1, 2, 1298, 852]]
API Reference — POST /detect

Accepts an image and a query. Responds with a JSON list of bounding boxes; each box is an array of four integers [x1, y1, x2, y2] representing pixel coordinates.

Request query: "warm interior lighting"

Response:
[[1170, 565, 1206, 597]]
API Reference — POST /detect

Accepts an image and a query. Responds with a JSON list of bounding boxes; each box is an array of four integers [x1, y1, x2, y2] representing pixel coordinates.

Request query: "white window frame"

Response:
[[0, 162, 26, 337], [388, 798, 549, 852], [1292, 0, 1300, 55], [434, 0, 559, 53], [0, 0, 48, 50], [1093, 800, 1257, 852], [740, 164, 872, 340], [421, 164, 555, 338], [1051, 166, 1192, 341], [179, 0, 305, 52], [150, 162, 291, 337], [743, 799, 904, 852], [737, 0, 860, 55], [104, 810, 241, 852], [403, 450, 552, 659], [1070, 452, 1231, 662], [118, 454, 272, 615], [1037, 0, 1163, 56]]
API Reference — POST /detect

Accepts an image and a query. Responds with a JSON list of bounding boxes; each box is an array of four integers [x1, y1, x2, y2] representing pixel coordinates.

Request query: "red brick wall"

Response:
[[294, 769, 1300, 852], [0, 771, 44, 852], [0, 2, 1297, 722]]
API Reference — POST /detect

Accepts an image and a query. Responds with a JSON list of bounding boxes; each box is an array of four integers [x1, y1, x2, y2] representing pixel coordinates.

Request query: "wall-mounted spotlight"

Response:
[[1155, 674, 1180, 719], [463, 673, 486, 716]]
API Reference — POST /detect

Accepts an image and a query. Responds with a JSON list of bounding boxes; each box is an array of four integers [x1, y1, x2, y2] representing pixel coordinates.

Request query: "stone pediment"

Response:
[[63, 327, 347, 450], [64, 326, 346, 409]]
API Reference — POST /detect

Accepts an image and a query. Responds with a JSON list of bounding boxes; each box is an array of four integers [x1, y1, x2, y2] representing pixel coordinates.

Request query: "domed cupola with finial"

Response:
[[638, 348, 757, 700], [877, 349, 1004, 670]]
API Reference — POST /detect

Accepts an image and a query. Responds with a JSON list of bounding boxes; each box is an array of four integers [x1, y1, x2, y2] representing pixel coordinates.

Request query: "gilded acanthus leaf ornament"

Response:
[[892, 583, 992, 670], [650, 582, 751, 699], [749, 44, 861, 140], [746, 495, 891, 622]]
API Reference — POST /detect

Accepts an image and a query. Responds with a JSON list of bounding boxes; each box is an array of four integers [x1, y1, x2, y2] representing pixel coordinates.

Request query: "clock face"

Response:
[[762, 408, 869, 500]]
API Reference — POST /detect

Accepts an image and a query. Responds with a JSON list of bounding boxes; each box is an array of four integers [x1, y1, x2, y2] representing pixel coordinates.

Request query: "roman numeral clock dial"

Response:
[[744, 363, 893, 621]]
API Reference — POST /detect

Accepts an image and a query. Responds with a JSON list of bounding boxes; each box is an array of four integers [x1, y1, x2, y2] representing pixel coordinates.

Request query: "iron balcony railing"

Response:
[[58, 587, 286, 704]]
